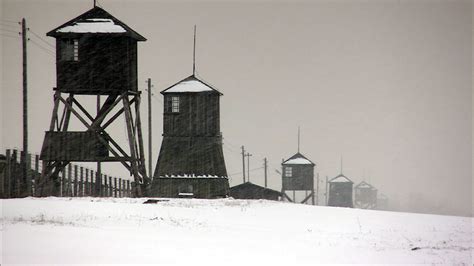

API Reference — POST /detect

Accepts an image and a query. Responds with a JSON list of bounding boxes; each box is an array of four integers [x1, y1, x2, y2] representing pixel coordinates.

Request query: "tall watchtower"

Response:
[[38, 6, 149, 196], [151, 75, 229, 198]]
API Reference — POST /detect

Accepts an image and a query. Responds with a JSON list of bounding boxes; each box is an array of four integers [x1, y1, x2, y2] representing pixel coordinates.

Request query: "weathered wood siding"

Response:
[[151, 178, 229, 198], [328, 182, 353, 207], [56, 36, 137, 94], [282, 164, 314, 191]]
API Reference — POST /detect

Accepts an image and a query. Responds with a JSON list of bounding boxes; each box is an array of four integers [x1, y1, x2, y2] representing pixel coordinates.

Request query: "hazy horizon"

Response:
[[1, 0, 472, 216]]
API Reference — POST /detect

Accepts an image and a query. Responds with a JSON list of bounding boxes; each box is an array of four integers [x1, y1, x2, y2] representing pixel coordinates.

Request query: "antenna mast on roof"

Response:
[[297, 126, 300, 153], [193, 25, 196, 75], [340, 156, 343, 175]]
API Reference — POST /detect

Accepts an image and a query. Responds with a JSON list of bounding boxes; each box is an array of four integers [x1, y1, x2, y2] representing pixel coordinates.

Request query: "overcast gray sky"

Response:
[[1, 0, 472, 216]]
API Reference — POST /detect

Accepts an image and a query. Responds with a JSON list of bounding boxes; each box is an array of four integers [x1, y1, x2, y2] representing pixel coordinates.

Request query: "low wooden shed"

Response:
[[230, 182, 282, 201]]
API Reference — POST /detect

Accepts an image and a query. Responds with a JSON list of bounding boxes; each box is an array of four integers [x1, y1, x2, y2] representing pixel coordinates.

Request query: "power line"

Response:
[[0, 28, 20, 34], [0, 19, 19, 24], [29, 39, 55, 57], [0, 33, 20, 39], [28, 28, 54, 48]]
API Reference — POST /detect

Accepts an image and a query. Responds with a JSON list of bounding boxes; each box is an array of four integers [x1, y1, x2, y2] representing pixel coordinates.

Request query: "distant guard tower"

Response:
[[38, 6, 149, 197], [328, 173, 353, 207], [281, 153, 316, 204], [354, 181, 377, 209], [151, 27, 229, 198]]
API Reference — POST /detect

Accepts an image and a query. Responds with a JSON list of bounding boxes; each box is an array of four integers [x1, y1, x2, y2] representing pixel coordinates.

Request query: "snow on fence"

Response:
[[0, 149, 132, 198]]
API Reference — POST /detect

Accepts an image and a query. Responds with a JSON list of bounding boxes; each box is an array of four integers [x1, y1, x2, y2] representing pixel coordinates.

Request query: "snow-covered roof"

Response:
[[47, 6, 146, 41], [56, 18, 126, 33], [160, 174, 228, 179], [355, 181, 375, 189], [161, 75, 222, 95], [282, 153, 315, 166], [329, 174, 353, 183]]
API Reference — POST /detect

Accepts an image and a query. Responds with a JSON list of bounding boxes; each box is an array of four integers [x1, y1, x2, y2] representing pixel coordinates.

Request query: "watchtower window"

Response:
[[62, 39, 79, 61], [285, 166, 292, 177], [171, 96, 180, 113]]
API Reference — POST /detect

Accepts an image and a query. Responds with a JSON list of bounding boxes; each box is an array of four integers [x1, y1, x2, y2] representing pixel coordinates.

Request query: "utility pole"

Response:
[[264, 158, 268, 188], [21, 18, 28, 196], [245, 152, 252, 182], [325, 175, 329, 205], [241, 146, 245, 183], [147, 78, 152, 179], [316, 172, 319, 205]]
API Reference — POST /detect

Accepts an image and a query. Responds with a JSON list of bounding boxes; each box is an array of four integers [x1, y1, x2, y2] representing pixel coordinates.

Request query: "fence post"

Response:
[[104, 175, 108, 197], [108, 176, 112, 197], [123, 179, 126, 198], [119, 179, 123, 198], [126, 180, 130, 197], [73, 165, 78, 197], [114, 177, 117, 198], [90, 169, 95, 197], [4, 149, 11, 198], [25, 153, 31, 196], [34, 155, 39, 196], [79, 166, 84, 197]]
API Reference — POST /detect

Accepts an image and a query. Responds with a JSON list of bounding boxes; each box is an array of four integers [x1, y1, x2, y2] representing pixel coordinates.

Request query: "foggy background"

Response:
[[1, 0, 472, 216]]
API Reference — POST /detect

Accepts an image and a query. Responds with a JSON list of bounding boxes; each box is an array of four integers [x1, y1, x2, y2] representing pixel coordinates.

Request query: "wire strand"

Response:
[[0, 28, 20, 34], [29, 39, 55, 57], [28, 28, 55, 48]]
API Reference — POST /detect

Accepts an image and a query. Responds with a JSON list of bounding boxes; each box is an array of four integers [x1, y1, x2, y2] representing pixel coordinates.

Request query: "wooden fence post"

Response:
[[90, 169, 95, 196], [11, 150, 18, 197], [104, 175, 108, 197], [4, 149, 11, 198], [114, 177, 117, 197], [25, 153, 31, 196], [34, 154, 39, 196], [123, 179, 126, 198], [79, 166, 84, 197], [119, 179, 122, 198], [108, 176, 112, 197], [127, 180, 130, 197], [73, 165, 78, 197]]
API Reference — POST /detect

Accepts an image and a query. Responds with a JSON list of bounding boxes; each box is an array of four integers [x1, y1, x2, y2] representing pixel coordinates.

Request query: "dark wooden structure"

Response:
[[328, 174, 353, 208], [230, 182, 282, 201], [376, 193, 389, 210], [354, 181, 377, 209], [38, 6, 149, 197], [281, 153, 315, 204], [151, 75, 229, 198]]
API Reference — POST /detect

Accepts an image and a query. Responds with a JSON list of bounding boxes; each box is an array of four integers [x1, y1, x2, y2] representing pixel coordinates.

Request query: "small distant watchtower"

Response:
[[354, 181, 377, 209], [328, 174, 353, 208], [281, 153, 316, 204], [38, 6, 149, 196]]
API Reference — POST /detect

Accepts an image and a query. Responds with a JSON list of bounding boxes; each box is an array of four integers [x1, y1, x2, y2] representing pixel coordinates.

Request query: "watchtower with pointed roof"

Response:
[[328, 173, 354, 208], [151, 74, 228, 198], [281, 152, 316, 204], [38, 5, 149, 197], [354, 181, 377, 209]]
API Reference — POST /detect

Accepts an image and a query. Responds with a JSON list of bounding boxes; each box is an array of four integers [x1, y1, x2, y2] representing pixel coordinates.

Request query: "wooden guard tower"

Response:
[[151, 75, 229, 198], [281, 153, 316, 204], [328, 174, 354, 208], [38, 6, 149, 197], [354, 181, 377, 209]]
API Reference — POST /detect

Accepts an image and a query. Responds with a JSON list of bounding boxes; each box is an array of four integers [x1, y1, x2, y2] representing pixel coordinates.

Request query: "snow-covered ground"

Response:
[[1, 197, 472, 265]]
